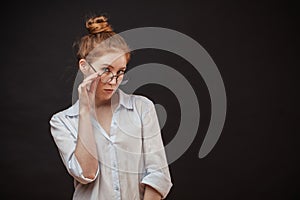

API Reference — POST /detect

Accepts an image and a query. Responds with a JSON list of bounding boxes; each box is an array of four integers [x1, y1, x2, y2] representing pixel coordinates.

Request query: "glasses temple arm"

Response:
[[86, 62, 98, 73]]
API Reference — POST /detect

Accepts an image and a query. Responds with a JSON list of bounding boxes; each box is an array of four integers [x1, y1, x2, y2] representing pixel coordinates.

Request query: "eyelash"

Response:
[[103, 67, 110, 72], [103, 67, 125, 74]]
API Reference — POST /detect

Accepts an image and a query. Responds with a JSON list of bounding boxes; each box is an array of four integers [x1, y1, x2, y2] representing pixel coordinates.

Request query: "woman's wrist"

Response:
[[143, 185, 162, 200], [79, 106, 91, 115]]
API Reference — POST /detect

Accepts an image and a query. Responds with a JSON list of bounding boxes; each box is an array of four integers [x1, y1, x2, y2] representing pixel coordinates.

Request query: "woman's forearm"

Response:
[[74, 108, 98, 179], [143, 185, 162, 200]]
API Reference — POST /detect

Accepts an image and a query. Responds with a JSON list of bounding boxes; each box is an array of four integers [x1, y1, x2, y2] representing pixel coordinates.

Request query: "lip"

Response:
[[103, 89, 114, 93]]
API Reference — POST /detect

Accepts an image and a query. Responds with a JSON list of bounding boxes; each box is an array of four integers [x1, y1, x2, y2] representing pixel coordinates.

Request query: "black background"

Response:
[[1, 0, 299, 199]]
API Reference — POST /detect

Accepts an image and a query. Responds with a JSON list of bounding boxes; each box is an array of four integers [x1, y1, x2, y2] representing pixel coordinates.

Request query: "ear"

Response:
[[78, 59, 89, 75]]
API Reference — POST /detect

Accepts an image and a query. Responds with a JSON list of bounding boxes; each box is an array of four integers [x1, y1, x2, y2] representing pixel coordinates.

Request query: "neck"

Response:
[[95, 99, 111, 108], [95, 92, 119, 110]]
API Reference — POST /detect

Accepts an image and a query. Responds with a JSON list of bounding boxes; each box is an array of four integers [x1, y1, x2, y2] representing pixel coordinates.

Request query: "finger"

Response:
[[80, 79, 93, 88], [82, 72, 99, 83], [78, 79, 93, 94], [83, 76, 100, 94], [89, 76, 100, 93]]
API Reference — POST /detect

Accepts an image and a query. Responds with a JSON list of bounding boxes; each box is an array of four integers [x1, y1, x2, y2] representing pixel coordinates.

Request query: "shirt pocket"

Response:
[[117, 110, 142, 139]]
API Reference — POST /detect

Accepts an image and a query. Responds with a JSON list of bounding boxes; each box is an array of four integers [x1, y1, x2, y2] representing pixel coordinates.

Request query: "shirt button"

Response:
[[115, 186, 119, 191]]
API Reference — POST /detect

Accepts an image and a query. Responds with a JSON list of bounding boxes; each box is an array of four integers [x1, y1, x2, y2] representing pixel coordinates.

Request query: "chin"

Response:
[[96, 93, 113, 101]]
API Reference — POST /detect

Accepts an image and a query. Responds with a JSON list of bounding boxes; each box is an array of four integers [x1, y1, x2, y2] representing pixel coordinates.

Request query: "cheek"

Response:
[[95, 81, 104, 91]]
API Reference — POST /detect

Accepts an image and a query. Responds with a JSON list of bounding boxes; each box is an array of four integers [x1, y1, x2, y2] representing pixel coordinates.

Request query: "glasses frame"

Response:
[[86, 61, 126, 84]]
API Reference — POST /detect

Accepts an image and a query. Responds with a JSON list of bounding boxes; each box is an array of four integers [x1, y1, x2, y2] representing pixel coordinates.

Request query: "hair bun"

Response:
[[85, 16, 113, 34]]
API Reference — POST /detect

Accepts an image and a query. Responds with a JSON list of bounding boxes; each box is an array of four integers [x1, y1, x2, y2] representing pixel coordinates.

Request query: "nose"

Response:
[[108, 76, 118, 85]]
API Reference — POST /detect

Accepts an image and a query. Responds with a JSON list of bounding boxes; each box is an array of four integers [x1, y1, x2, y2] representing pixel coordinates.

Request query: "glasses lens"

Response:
[[100, 71, 128, 84], [100, 71, 114, 83]]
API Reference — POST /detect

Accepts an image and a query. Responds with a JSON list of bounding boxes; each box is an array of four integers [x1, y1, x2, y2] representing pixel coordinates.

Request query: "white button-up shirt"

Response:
[[49, 89, 173, 200]]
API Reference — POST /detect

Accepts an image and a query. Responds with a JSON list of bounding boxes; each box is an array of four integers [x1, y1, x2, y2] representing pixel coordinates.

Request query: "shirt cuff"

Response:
[[141, 170, 173, 199], [68, 154, 99, 184]]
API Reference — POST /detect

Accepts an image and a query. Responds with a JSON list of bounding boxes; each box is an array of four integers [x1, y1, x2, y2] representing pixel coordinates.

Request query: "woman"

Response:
[[49, 15, 172, 200]]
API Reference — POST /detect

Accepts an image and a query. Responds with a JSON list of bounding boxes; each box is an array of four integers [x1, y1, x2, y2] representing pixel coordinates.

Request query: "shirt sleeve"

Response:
[[140, 99, 173, 199], [49, 114, 99, 184]]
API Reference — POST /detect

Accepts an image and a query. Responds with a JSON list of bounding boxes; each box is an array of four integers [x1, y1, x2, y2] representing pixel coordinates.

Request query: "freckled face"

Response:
[[89, 52, 127, 102]]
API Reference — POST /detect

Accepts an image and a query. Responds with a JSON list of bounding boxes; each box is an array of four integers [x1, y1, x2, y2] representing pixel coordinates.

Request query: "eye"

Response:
[[102, 67, 110, 72], [117, 70, 125, 75]]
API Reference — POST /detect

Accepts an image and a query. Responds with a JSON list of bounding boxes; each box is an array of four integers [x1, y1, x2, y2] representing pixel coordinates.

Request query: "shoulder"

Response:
[[129, 93, 155, 114], [49, 101, 79, 122], [132, 94, 153, 105], [119, 89, 154, 111]]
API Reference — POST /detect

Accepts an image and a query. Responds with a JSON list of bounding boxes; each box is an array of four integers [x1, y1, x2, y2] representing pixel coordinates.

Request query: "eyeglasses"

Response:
[[87, 62, 128, 84]]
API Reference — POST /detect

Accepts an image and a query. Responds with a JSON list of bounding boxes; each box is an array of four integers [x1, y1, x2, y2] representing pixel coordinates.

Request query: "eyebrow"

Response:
[[102, 63, 126, 70]]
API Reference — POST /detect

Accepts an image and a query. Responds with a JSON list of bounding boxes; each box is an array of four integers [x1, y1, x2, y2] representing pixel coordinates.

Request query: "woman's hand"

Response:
[[75, 72, 101, 179], [78, 72, 101, 114]]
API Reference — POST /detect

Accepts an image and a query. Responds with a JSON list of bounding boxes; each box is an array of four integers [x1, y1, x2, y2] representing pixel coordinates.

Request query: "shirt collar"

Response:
[[65, 89, 133, 117], [64, 100, 79, 117], [118, 89, 134, 110]]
